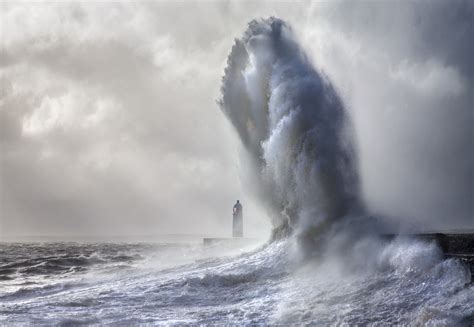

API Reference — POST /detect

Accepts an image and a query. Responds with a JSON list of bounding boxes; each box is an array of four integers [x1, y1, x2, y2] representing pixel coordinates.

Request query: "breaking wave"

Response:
[[219, 17, 361, 243], [2, 240, 471, 325]]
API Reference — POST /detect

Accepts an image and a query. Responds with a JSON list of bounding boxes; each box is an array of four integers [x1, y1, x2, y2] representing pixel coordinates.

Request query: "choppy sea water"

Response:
[[0, 238, 473, 325]]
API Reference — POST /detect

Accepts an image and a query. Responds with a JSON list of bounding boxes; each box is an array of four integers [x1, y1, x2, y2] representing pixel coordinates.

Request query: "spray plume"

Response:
[[219, 18, 362, 242]]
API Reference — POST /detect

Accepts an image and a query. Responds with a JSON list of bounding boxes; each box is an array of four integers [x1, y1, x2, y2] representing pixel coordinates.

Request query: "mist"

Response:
[[220, 17, 361, 242], [1, 1, 472, 240]]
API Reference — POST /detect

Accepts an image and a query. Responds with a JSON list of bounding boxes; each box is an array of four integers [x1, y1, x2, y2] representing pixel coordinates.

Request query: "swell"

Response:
[[0, 243, 144, 281]]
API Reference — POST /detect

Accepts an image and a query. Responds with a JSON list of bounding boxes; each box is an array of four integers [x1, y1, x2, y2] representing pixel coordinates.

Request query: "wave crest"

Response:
[[219, 18, 361, 242]]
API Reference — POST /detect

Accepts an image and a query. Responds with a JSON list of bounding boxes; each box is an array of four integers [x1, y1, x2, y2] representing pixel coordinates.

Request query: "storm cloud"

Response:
[[1, 1, 472, 239]]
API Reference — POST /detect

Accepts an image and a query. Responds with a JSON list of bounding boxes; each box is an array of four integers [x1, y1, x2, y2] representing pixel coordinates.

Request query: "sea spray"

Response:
[[218, 24, 473, 318], [219, 18, 361, 243]]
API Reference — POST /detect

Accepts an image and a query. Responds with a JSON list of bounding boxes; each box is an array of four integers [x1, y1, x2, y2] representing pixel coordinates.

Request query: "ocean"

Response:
[[2, 7, 473, 326], [1, 237, 472, 325]]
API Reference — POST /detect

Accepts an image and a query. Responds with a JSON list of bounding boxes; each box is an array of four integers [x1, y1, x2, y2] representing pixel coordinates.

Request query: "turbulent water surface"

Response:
[[0, 239, 472, 325], [2, 16, 472, 326]]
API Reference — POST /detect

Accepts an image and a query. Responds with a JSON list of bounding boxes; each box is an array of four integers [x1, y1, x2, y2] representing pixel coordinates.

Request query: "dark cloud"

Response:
[[1, 1, 472, 239]]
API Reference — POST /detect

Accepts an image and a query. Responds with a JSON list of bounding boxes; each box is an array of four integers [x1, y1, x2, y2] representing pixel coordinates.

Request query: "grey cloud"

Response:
[[301, 0, 473, 229], [1, 1, 472, 239]]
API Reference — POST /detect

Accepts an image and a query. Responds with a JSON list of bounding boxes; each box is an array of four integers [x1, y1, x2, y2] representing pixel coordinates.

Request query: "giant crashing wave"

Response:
[[219, 18, 363, 247]]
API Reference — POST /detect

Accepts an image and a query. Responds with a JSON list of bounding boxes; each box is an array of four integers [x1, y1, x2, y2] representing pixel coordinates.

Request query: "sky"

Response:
[[1, 0, 473, 240]]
